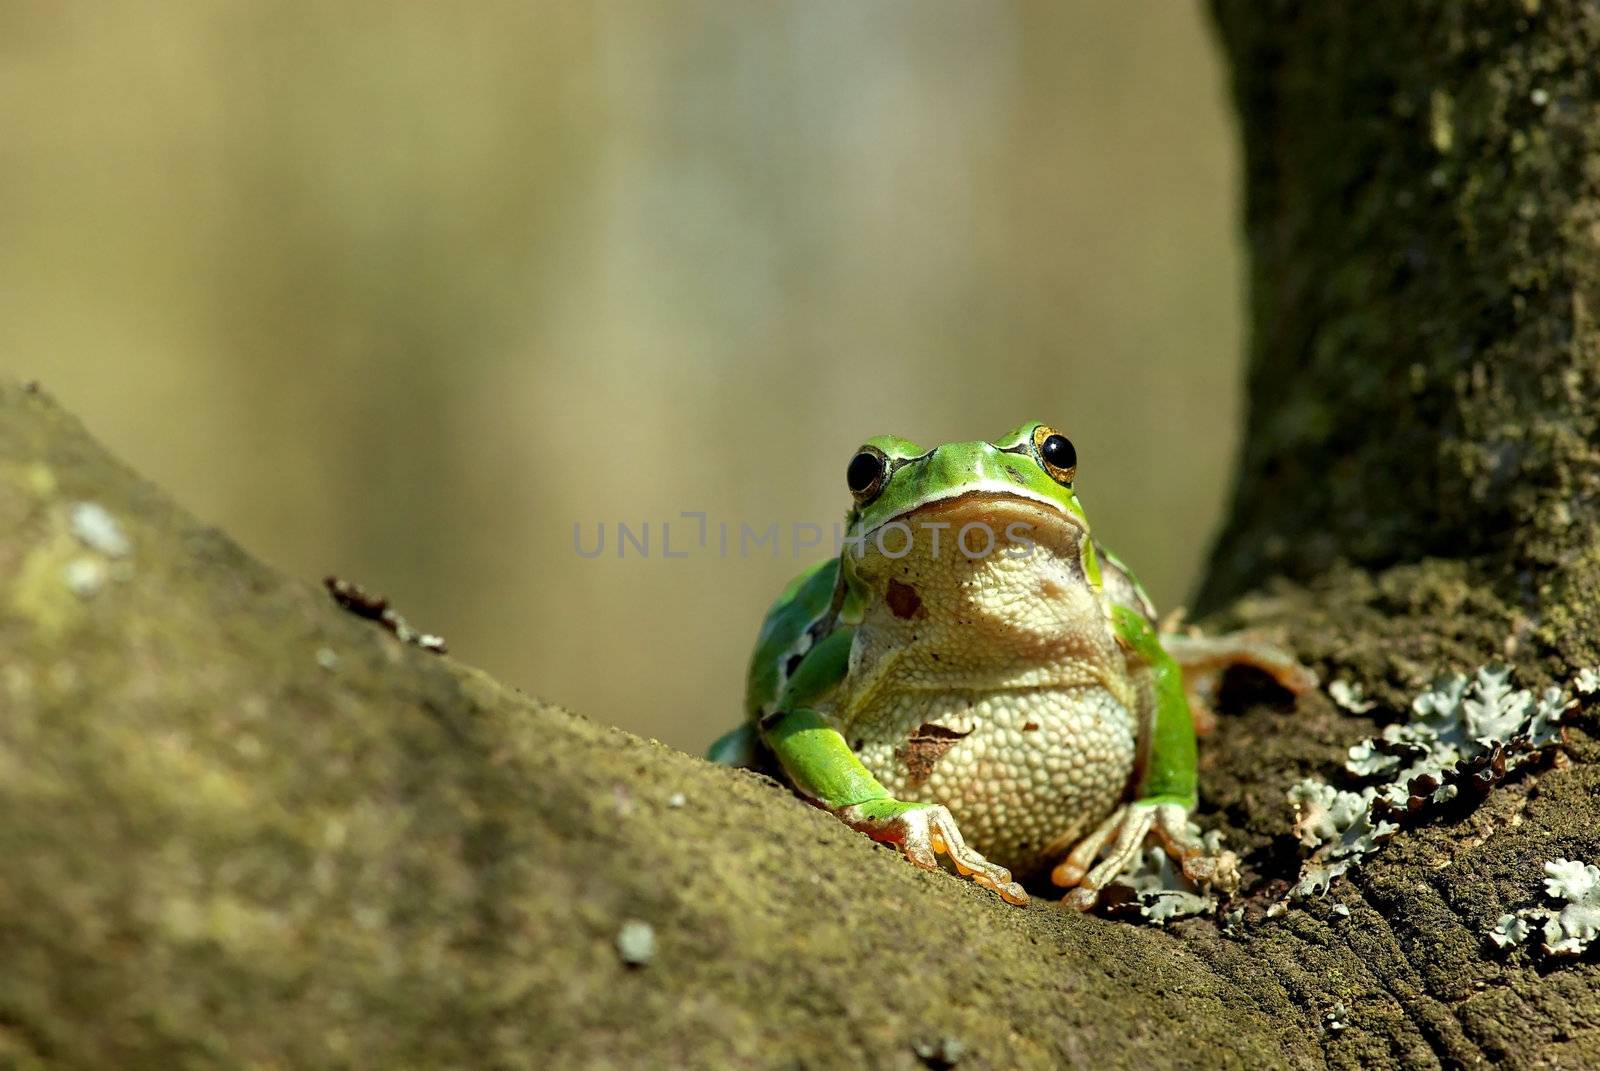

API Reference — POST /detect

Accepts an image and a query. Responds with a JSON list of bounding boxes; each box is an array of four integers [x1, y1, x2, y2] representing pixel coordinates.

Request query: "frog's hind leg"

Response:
[[1161, 632, 1318, 735]]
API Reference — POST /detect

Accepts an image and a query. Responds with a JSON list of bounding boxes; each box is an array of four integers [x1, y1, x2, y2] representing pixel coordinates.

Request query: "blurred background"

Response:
[[1, 2, 1244, 751]]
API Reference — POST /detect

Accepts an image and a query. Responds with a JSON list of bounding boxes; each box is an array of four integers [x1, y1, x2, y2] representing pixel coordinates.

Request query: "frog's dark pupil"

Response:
[[847, 451, 884, 494], [1041, 434, 1076, 471]]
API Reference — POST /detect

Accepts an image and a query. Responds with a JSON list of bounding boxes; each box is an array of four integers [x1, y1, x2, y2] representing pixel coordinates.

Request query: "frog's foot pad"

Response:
[[838, 801, 1029, 906], [1051, 801, 1238, 911]]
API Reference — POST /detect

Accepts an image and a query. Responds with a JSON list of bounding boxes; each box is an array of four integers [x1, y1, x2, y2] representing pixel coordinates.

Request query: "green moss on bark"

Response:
[[0, 381, 1323, 1069], [1203, 1, 1600, 639], [8, 375, 1600, 1068]]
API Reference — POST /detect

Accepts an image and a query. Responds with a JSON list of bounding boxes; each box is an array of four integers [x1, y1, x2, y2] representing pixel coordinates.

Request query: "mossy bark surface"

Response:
[[7, 3, 1600, 1068], [0, 382, 1320, 1069], [3, 396, 1597, 1068], [1202, 0, 1600, 633]]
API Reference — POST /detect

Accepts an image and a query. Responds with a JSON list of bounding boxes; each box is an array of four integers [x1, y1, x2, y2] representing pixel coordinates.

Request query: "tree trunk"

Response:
[[1201, 0, 1600, 629], [4, 4, 1600, 1069]]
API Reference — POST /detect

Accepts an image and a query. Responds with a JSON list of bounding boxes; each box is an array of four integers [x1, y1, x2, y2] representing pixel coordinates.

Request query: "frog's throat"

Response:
[[856, 490, 1085, 556]]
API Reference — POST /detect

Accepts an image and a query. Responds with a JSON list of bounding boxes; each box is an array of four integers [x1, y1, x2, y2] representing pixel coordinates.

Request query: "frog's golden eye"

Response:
[[1032, 425, 1077, 485], [846, 446, 889, 501]]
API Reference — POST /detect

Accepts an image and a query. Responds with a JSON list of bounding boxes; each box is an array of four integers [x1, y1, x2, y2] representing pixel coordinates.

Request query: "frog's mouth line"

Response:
[[861, 490, 1085, 558]]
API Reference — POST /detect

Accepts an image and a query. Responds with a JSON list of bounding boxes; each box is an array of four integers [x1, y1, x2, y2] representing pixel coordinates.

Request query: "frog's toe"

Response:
[[839, 801, 1029, 906], [1052, 801, 1240, 910], [1151, 805, 1240, 894], [926, 808, 1031, 905], [1049, 808, 1124, 889], [1054, 802, 1158, 911]]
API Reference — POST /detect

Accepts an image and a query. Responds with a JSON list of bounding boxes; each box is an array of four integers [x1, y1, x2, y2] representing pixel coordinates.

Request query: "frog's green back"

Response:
[[743, 557, 838, 718]]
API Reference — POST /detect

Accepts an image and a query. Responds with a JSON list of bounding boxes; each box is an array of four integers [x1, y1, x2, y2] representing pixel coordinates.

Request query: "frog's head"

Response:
[[840, 421, 1099, 591]]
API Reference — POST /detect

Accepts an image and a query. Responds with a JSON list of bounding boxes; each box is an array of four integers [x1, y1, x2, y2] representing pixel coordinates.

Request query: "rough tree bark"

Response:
[[1203, 1, 1600, 625], [4, 4, 1600, 1069]]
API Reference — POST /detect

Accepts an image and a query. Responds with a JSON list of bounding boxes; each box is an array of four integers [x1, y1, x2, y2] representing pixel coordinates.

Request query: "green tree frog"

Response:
[[711, 422, 1314, 908]]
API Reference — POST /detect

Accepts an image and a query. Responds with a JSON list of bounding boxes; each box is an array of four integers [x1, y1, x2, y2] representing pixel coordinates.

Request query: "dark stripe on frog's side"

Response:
[[744, 557, 841, 719], [881, 446, 947, 506], [760, 627, 854, 733]]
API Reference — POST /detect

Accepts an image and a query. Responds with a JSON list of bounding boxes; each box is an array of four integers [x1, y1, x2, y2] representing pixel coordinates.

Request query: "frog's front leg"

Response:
[[758, 627, 1028, 905], [765, 707, 1029, 906], [1051, 606, 1240, 910]]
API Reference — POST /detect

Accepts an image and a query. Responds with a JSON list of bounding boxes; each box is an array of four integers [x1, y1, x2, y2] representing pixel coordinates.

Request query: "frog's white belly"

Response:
[[846, 685, 1137, 876], [828, 498, 1143, 876]]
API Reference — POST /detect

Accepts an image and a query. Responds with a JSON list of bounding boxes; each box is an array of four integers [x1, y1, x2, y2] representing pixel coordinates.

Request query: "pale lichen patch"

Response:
[[1490, 858, 1600, 957], [61, 556, 108, 599], [69, 501, 131, 558], [1106, 829, 1230, 924], [1287, 665, 1571, 901], [1574, 667, 1600, 695], [1329, 679, 1376, 713], [616, 919, 657, 966]]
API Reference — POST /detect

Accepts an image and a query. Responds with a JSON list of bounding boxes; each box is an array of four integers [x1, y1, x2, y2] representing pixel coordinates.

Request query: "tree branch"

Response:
[[0, 382, 1317, 1067], [7, 5, 1600, 1066]]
